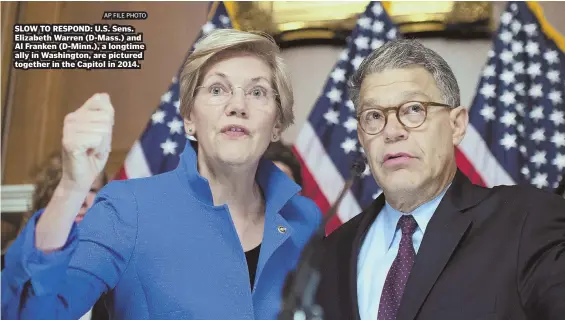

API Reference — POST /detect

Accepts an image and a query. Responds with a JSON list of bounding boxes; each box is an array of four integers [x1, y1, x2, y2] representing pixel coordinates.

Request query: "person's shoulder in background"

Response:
[[263, 141, 322, 233], [263, 141, 303, 188]]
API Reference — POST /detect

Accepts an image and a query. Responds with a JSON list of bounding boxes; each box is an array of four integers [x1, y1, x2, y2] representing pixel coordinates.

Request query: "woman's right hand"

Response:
[[35, 93, 115, 251], [61, 93, 114, 191]]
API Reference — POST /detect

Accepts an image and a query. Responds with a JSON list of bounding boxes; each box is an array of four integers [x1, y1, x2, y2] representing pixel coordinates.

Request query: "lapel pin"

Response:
[[277, 226, 287, 234]]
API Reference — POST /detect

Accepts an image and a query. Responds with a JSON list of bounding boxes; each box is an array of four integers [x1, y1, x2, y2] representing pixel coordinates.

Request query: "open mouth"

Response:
[[221, 125, 249, 137]]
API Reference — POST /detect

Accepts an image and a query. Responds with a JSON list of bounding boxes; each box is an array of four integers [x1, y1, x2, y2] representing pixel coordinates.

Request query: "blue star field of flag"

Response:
[[138, 2, 233, 175], [306, 2, 400, 207], [468, 2, 565, 190]]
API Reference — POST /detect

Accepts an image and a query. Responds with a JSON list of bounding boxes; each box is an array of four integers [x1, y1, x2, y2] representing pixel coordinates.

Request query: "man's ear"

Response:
[[450, 106, 469, 146]]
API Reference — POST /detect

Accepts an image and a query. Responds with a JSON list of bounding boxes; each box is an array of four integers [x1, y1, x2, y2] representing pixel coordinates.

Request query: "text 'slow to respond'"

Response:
[[13, 21, 147, 71]]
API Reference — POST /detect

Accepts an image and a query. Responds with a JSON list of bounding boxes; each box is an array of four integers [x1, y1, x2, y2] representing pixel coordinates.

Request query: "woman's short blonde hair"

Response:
[[179, 29, 294, 130]]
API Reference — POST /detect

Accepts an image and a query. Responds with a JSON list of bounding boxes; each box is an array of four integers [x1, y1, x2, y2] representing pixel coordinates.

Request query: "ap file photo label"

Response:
[[102, 11, 148, 20]]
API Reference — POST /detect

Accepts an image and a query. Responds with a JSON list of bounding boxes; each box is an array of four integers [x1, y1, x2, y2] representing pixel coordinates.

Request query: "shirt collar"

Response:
[[175, 141, 301, 215], [382, 184, 451, 249]]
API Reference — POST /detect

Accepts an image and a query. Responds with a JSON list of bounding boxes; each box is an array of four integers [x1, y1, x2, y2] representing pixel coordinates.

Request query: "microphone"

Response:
[[278, 155, 366, 320], [351, 156, 367, 178]]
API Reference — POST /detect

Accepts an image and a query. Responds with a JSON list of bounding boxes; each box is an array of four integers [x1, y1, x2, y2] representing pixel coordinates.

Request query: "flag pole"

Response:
[[526, 1, 565, 53]]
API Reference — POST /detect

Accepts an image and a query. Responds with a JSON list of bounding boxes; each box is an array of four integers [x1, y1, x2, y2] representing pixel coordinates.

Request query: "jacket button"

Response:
[[277, 226, 287, 234]]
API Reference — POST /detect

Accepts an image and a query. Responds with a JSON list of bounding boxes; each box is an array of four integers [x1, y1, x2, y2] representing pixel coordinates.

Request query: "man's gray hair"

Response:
[[348, 39, 461, 111]]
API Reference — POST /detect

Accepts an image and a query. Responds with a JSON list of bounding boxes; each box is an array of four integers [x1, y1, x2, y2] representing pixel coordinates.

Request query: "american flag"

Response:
[[292, 2, 400, 234], [115, 2, 233, 180], [457, 1, 565, 191]]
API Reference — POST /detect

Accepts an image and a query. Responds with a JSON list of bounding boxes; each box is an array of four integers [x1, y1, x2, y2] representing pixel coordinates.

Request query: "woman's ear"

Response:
[[184, 118, 196, 136], [271, 121, 282, 142]]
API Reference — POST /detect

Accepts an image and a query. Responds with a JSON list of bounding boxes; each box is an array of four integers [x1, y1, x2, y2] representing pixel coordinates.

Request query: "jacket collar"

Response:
[[356, 169, 489, 235], [174, 141, 303, 293], [174, 141, 302, 217]]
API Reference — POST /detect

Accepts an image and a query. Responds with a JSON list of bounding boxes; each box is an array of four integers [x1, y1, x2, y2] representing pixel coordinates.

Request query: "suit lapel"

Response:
[[396, 197, 471, 320], [346, 196, 386, 320], [253, 158, 300, 289], [396, 171, 491, 320], [255, 212, 292, 289], [331, 226, 358, 320]]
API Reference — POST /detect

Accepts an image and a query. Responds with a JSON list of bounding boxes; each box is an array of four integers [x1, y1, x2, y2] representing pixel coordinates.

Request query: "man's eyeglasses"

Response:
[[356, 101, 452, 135], [195, 83, 278, 108]]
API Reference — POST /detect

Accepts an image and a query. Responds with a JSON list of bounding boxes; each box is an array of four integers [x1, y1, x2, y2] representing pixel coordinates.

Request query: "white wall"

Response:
[[280, 46, 342, 143]]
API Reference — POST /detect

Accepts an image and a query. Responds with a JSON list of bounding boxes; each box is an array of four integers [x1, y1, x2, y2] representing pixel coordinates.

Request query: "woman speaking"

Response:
[[2, 29, 321, 320]]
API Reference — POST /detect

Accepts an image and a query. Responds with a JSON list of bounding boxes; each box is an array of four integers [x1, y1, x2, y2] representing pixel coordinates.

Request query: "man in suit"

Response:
[[314, 39, 565, 320]]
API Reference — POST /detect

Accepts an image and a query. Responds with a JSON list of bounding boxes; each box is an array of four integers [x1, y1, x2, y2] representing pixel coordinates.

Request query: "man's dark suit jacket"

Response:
[[314, 171, 565, 320]]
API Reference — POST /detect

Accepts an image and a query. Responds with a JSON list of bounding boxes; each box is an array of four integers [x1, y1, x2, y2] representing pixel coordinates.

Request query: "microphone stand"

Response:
[[278, 159, 365, 320]]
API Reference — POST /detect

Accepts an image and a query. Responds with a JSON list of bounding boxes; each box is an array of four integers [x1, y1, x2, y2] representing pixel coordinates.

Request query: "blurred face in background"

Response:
[[76, 173, 106, 223], [273, 161, 295, 183]]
